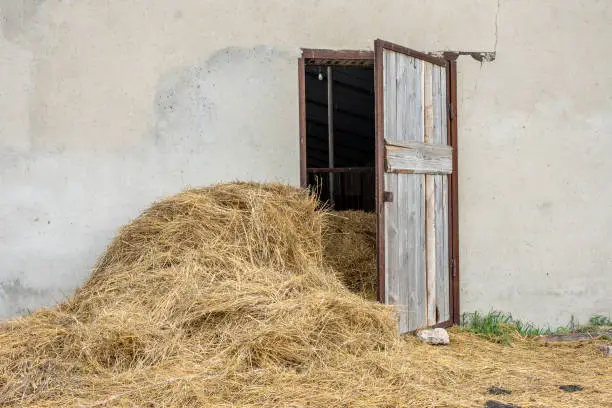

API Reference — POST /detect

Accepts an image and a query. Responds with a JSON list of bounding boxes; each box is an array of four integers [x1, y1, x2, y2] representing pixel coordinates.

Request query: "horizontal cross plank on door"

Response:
[[385, 140, 453, 174]]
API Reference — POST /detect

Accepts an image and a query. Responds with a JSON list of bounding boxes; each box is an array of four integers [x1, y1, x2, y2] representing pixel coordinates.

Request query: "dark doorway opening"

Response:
[[304, 62, 375, 211]]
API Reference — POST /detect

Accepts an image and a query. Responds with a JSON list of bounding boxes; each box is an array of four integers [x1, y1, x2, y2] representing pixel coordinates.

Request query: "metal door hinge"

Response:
[[449, 102, 455, 121], [451, 258, 457, 278], [383, 191, 394, 202]]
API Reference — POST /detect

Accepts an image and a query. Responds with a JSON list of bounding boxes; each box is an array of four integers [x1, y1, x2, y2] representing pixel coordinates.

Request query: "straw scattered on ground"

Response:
[[0, 182, 609, 408]]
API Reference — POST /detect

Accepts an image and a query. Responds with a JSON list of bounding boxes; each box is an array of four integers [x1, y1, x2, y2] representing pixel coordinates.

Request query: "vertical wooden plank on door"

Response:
[[423, 61, 437, 326], [395, 49, 411, 330], [383, 49, 399, 308], [408, 171, 425, 331], [433, 65, 450, 323], [413, 59, 426, 331], [412, 58, 426, 332], [434, 176, 450, 322]]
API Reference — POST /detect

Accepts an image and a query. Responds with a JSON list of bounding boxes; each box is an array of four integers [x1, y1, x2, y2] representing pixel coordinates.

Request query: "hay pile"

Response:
[[0, 182, 610, 407], [323, 211, 377, 300]]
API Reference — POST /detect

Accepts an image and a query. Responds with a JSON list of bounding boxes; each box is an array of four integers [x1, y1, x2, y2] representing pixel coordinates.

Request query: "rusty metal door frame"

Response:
[[298, 45, 460, 326]]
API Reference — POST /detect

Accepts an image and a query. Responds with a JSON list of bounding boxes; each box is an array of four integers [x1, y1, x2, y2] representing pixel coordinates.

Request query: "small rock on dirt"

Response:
[[485, 401, 520, 408], [599, 345, 612, 356], [559, 385, 583, 393], [488, 386, 512, 395], [416, 328, 450, 345]]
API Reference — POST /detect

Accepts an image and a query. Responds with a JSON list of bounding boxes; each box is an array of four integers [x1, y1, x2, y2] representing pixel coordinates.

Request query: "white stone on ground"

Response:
[[416, 328, 450, 345]]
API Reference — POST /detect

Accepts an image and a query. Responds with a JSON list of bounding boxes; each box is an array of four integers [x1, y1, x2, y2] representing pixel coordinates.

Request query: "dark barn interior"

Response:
[[305, 64, 376, 211]]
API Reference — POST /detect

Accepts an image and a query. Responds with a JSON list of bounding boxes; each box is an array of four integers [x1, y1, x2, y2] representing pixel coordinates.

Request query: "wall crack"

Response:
[[494, 0, 501, 53]]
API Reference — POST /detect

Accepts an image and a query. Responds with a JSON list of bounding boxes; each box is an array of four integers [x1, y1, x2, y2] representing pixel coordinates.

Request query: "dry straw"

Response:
[[0, 182, 609, 407], [323, 210, 377, 300]]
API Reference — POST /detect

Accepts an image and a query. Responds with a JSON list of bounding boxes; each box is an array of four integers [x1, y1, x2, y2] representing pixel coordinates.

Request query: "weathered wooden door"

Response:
[[374, 40, 456, 333]]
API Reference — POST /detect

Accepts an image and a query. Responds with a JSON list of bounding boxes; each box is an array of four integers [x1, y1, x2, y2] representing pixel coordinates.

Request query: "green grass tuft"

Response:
[[576, 314, 612, 333], [589, 314, 612, 326], [461, 311, 612, 344], [460, 311, 548, 344]]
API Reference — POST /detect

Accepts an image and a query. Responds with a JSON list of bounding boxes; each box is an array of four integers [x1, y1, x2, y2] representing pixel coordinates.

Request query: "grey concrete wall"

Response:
[[0, 0, 609, 327]]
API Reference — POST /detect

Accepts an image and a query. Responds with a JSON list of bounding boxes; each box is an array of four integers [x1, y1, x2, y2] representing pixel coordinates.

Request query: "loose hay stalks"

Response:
[[323, 210, 377, 300], [0, 182, 610, 407]]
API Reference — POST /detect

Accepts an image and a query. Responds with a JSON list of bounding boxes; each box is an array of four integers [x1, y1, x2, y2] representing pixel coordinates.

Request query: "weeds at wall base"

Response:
[[461, 311, 612, 345]]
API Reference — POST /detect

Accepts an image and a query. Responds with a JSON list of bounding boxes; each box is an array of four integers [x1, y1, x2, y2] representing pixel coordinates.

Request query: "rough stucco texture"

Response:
[[0, 0, 610, 327]]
